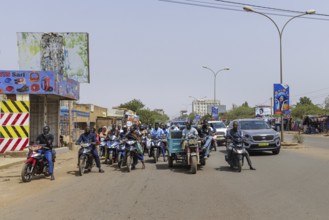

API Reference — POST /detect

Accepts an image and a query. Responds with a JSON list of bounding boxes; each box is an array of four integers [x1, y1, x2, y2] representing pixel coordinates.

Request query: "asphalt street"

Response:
[[0, 136, 329, 220]]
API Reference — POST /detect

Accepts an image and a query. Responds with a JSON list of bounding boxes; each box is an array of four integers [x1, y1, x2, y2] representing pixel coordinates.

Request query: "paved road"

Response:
[[1, 139, 329, 220]]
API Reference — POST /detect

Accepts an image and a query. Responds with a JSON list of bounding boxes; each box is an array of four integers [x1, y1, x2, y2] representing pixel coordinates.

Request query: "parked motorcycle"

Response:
[[21, 144, 55, 182], [78, 142, 96, 176], [105, 135, 119, 165], [225, 137, 246, 172]]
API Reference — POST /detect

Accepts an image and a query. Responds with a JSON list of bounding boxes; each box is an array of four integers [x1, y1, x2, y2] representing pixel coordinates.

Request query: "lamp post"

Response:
[[202, 66, 230, 104], [243, 6, 315, 142]]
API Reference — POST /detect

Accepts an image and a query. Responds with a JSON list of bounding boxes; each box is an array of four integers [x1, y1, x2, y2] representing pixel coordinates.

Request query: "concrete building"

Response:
[[192, 99, 226, 117]]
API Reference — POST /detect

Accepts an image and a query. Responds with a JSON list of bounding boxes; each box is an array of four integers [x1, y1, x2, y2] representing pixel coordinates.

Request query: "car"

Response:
[[228, 118, 281, 155], [208, 120, 227, 145]]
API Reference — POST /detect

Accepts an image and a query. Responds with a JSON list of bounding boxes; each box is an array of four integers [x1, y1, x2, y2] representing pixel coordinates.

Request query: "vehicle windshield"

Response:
[[172, 121, 187, 127], [211, 122, 226, 129], [239, 120, 270, 130]]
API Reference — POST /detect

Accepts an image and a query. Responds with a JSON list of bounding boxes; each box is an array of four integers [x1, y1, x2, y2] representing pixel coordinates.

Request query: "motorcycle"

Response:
[[78, 142, 96, 176], [184, 135, 201, 174], [105, 135, 119, 165], [122, 140, 139, 172], [21, 144, 55, 182], [99, 136, 107, 158], [141, 134, 151, 155], [225, 137, 247, 172], [150, 138, 162, 163], [117, 139, 127, 169]]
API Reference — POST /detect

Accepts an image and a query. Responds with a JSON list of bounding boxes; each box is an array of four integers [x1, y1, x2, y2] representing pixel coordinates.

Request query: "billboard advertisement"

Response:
[[255, 106, 271, 117], [17, 32, 90, 83], [274, 84, 289, 115], [0, 71, 79, 100], [211, 106, 219, 120]]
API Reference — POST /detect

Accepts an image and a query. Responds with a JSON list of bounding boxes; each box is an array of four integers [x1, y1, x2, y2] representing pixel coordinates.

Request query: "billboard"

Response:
[[0, 70, 79, 100], [255, 106, 271, 117], [17, 32, 90, 83], [274, 84, 289, 115], [211, 106, 219, 120]]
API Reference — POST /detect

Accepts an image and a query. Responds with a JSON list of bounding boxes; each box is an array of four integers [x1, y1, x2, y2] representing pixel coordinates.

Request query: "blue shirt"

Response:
[[150, 128, 164, 139], [76, 132, 97, 144]]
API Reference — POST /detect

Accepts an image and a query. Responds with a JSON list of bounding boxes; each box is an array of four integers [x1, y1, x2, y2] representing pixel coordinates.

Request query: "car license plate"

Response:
[[259, 143, 269, 147]]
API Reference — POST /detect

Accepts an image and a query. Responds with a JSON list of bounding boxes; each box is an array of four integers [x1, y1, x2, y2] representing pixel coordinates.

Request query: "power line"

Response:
[[159, 0, 329, 21]]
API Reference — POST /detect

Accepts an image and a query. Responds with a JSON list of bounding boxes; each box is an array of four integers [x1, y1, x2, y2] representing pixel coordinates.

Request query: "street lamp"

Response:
[[202, 66, 230, 103], [243, 6, 315, 142]]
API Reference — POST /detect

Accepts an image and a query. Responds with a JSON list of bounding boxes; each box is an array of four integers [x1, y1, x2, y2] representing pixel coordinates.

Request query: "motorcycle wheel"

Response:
[[153, 148, 158, 163], [190, 156, 197, 174], [127, 155, 132, 172], [21, 163, 33, 182], [117, 154, 122, 168], [237, 159, 242, 172], [109, 153, 113, 165], [79, 156, 87, 176]]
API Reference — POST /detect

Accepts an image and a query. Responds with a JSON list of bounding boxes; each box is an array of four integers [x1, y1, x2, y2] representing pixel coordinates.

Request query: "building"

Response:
[[192, 99, 226, 117], [154, 109, 165, 115]]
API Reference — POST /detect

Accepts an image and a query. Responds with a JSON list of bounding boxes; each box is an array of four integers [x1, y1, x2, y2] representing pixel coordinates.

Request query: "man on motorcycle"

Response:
[[108, 124, 119, 137], [126, 124, 145, 169], [227, 121, 256, 170], [76, 126, 104, 173], [150, 122, 166, 161], [199, 120, 216, 158], [182, 122, 199, 150], [36, 126, 55, 180]]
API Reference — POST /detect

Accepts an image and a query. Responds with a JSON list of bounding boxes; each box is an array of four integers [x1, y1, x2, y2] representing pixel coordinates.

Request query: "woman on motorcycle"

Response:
[[126, 124, 145, 169]]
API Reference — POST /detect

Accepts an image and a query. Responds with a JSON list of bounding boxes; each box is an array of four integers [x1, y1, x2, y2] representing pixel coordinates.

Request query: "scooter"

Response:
[[184, 135, 201, 174], [99, 136, 107, 158], [225, 137, 247, 172], [122, 140, 139, 172]]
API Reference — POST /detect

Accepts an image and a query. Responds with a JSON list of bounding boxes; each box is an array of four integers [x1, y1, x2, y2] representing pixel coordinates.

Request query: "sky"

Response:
[[1, 0, 329, 119]]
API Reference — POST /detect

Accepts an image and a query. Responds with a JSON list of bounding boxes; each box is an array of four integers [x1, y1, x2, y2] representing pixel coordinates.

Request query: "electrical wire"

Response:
[[159, 0, 329, 21]]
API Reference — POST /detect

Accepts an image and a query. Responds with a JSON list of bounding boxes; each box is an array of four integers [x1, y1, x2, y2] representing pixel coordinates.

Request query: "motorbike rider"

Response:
[[108, 124, 119, 137], [182, 122, 199, 165], [36, 126, 55, 181], [227, 121, 256, 170], [150, 122, 166, 161], [99, 126, 108, 157], [119, 125, 129, 138], [126, 124, 145, 169], [199, 119, 216, 158], [76, 126, 105, 173]]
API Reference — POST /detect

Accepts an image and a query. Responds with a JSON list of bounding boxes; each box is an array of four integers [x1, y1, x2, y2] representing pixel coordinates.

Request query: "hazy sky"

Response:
[[1, 0, 329, 118]]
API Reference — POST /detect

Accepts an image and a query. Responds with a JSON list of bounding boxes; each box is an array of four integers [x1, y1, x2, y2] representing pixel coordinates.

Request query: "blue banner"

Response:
[[211, 106, 219, 120], [273, 84, 289, 115]]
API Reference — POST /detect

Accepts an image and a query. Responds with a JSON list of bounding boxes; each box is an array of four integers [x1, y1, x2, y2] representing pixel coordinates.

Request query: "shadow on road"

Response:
[[67, 170, 81, 176], [215, 166, 239, 173]]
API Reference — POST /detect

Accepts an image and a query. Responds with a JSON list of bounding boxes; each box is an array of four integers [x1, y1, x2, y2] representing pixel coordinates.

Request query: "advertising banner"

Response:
[[211, 106, 219, 120], [273, 84, 289, 115], [255, 106, 272, 117], [0, 71, 79, 100], [17, 32, 90, 83]]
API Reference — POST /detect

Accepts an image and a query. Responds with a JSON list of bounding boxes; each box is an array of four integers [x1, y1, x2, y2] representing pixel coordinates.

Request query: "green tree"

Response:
[[119, 99, 144, 112], [224, 104, 254, 120], [291, 97, 324, 120]]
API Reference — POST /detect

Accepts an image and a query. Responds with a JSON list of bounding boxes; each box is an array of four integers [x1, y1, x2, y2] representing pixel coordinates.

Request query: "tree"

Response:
[[297, 97, 313, 106], [291, 96, 324, 120], [224, 104, 254, 120], [119, 99, 144, 112], [324, 96, 329, 111]]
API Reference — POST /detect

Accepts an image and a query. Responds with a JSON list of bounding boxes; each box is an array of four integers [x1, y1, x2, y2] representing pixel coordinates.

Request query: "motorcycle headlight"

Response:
[[127, 140, 136, 145]]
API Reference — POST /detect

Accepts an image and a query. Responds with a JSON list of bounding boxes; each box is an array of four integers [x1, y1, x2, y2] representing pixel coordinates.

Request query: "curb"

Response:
[[0, 147, 70, 170]]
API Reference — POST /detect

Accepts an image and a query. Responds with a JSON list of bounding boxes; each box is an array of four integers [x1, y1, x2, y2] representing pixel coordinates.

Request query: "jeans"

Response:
[[204, 137, 212, 156], [39, 149, 54, 175], [91, 146, 101, 168]]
